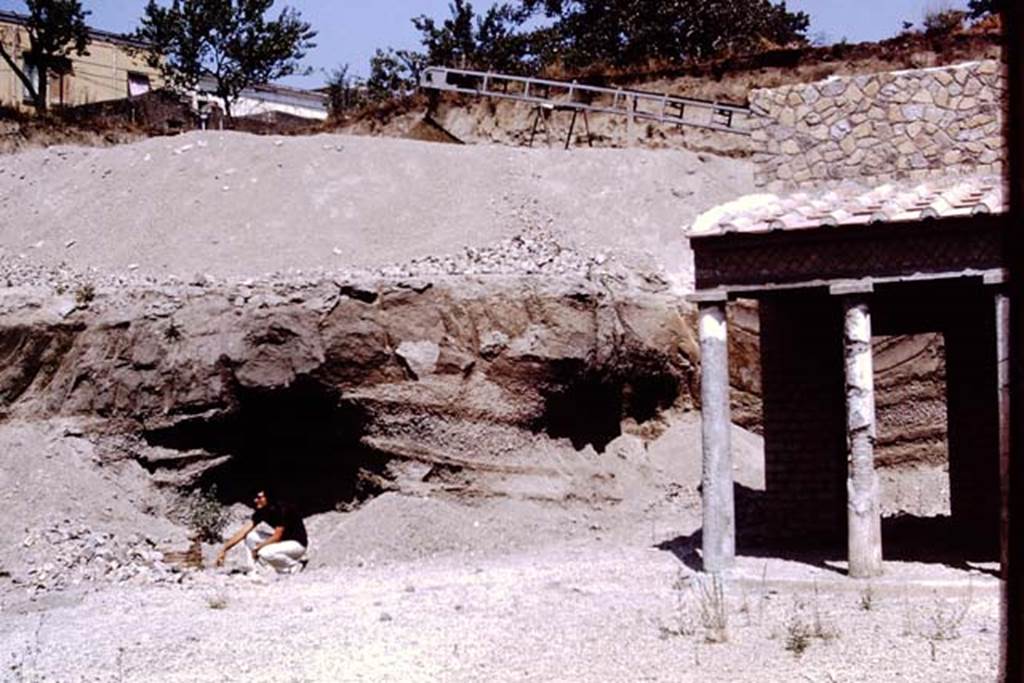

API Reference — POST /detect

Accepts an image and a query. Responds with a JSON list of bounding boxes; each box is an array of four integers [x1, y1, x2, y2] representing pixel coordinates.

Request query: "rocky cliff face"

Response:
[[0, 270, 939, 510], [0, 273, 699, 510]]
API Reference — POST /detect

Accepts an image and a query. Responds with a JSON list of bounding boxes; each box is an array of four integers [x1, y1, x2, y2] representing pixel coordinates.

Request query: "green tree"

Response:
[[411, 1, 537, 73], [413, 0, 476, 69], [0, 0, 90, 113], [324, 63, 366, 118], [967, 0, 1000, 19], [135, 0, 316, 120], [371, 0, 810, 103], [922, 8, 966, 34], [521, 0, 810, 69], [365, 47, 424, 101]]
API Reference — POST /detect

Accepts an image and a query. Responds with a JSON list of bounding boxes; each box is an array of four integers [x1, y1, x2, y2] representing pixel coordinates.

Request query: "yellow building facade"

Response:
[[0, 10, 162, 112]]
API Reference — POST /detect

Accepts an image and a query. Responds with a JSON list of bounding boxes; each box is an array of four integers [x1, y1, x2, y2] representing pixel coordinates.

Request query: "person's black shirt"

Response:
[[252, 502, 308, 547]]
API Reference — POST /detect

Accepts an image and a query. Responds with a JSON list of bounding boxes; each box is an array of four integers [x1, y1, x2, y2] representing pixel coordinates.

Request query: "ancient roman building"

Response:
[[690, 60, 1008, 578]]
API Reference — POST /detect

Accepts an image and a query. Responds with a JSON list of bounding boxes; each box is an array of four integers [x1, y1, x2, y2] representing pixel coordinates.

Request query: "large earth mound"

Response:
[[0, 131, 752, 288], [0, 131, 759, 597]]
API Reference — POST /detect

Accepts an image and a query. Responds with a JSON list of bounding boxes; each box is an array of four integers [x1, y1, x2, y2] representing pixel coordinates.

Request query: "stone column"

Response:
[[843, 296, 883, 578], [699, 300, 735, 572], [996, 291, 1011, 577]]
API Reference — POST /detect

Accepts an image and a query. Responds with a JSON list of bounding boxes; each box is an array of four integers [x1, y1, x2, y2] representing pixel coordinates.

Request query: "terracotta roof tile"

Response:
[[688, 175, 1007, 237]]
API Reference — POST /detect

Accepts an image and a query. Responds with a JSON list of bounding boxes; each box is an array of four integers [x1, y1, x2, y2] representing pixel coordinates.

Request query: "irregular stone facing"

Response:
[[749, 60, 1005, 190]]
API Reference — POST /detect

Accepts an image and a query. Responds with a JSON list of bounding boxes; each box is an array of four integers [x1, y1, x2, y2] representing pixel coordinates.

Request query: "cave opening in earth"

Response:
[[143, 377, 389, 515], [538, 356, 681, 452]]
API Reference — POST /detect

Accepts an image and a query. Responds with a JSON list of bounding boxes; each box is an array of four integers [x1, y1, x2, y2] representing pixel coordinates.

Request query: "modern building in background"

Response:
[[0, 10, 327, 123], [194, 75, 329, 122], [0, 10, 161, 112]]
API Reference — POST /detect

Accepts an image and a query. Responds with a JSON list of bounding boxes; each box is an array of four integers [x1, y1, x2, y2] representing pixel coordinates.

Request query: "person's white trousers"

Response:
[[244, 526, 307, 574]]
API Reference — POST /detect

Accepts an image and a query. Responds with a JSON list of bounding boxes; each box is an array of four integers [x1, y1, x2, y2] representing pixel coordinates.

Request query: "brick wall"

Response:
[[749, 60, 1005, 190], [751, 283, 1002, 553], [755, 294, 847, 545]]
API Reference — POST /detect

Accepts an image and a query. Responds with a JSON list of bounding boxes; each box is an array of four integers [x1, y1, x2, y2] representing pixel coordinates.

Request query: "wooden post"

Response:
[[699, 300, 735, 572], [626, 94, 637, 148], [565, 108, 578, 150], [843, 297, 883, 578]]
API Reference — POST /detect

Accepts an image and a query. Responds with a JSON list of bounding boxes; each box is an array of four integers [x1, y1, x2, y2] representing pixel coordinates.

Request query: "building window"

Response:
[[21, 58, 39, 103], [127, 72, 151, 97]]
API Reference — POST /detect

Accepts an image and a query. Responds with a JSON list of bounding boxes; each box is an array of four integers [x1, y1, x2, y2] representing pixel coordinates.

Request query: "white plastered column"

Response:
[[699, 300, 735, 572], [843, 296, 883, 578]]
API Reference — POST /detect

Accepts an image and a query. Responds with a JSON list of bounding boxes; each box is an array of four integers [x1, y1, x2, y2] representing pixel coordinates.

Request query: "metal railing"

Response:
[[419, 65, 754, 136]]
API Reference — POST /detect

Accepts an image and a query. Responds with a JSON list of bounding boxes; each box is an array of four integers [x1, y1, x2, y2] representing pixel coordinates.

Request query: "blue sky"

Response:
[[0, 0, 973, 87]]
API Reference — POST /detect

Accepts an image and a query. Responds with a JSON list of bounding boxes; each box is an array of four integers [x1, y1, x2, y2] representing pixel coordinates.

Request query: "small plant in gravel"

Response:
[[661, 571, 729, 643], [738, 584, 752, 626], [859, 583, 875, 611], [660, 571, 698, 638], [695, 573, 729, 644], [757, 562, 771, 627], [901, 586, 974, 643], [923, 590, 972, 642], [74, 283, 95, 305], [178, 485, 230, 544], [900, 592, 916, 638], [810, 584, 840, 643], [206, 592, 229, 610], [8, 615, 45, 682], [781, 590, 840, 658], [784, 617, 812, 657]]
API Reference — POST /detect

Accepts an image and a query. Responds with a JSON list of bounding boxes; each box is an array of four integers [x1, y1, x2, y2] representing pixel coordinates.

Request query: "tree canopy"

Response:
[[400, 0, 808, 77], [135, 0, 316, 119], [524, 0, 810, 69], [412, 1, 539, 74], [365, 48, 424, 101], [0, 0, 90, 113], [967, 0, 1000, 19], [364, 0, 809, 99]]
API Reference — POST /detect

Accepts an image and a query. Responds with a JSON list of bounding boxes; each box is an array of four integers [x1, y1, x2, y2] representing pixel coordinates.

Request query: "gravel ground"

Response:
[[1, 544, 1000, 682], [0, 418, 1002, 682]]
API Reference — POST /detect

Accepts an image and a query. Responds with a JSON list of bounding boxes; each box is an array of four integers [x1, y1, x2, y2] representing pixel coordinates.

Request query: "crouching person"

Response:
[[216, 489, 308, 574]]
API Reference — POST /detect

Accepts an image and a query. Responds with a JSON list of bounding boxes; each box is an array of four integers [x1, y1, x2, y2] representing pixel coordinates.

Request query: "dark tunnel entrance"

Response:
[[143, 378, 389, 516], [537, 356, 681, 452]]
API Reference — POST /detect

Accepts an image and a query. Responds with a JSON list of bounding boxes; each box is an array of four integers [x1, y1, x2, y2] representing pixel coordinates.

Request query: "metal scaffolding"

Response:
[[419, 65, 755, 145]]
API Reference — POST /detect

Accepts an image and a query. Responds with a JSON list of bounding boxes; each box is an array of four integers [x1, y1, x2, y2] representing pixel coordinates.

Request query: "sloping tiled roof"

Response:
[[689, 175, 1006, 238]]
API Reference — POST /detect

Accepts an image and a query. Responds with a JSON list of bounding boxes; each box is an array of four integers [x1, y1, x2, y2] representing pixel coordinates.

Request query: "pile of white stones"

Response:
[[15, 520, 180, 594], [0, 224, 624, 299], [375, 226, 609, 279]]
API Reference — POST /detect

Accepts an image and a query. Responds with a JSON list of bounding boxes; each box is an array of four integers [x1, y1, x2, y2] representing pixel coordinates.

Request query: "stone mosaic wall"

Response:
[[749, 60, 1005, 189]]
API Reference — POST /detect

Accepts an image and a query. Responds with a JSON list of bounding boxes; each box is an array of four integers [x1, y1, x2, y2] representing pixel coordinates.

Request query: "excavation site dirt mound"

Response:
[[0, 131, 754, 583], [0, 130, 954, 566], [0, 131, 752, 287], [0, 127, 991, 682]]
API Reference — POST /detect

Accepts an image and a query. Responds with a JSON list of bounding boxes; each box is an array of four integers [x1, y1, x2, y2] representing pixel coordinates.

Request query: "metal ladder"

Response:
[[419, 66, 754, 146]]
